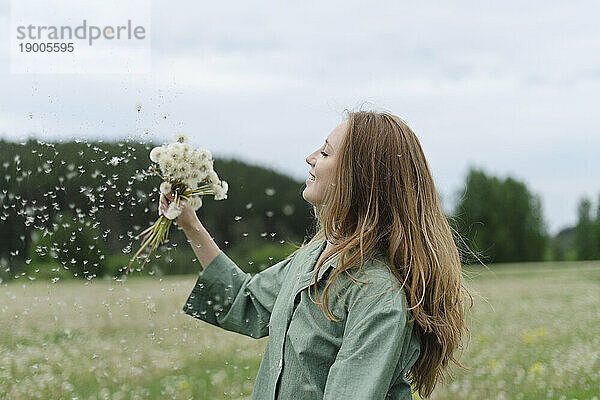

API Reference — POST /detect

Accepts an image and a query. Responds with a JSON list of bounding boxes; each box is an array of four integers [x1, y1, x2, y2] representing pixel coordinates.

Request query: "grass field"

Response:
[[1, 260, 599, 399]]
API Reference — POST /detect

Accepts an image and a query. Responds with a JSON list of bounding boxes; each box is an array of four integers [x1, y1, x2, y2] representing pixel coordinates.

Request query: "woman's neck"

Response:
[[316, 240, 339, 265], [324, 240, 337, 254]]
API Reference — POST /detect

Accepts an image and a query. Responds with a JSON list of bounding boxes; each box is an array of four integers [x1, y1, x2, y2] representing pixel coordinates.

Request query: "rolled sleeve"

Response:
[[323, 283, 410, 399], [182, 250, 293, 339]]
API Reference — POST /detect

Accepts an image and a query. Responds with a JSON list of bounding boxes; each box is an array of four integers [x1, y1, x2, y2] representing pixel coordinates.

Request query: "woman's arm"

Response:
[[182, 252, 294, 338], [159, 190, 294, 338], [180, 219, 221, 271], [159, 191, 220, 270]]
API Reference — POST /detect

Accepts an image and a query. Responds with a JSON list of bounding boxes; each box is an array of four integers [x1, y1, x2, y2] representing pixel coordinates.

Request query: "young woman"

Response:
[[160, 110, 472, 399]]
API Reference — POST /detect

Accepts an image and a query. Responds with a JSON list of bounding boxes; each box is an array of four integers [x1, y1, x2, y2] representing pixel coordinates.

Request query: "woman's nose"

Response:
[[306, 154, 313, 166]]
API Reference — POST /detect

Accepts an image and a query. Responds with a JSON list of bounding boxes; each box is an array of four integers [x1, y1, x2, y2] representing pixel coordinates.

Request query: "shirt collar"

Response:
[[306, 238, 340, 282], [306, 238, 389, 281]]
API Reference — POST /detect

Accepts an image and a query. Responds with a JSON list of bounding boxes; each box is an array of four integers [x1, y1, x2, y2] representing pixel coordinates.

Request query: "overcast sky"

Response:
[[1, 0, 599, 236]]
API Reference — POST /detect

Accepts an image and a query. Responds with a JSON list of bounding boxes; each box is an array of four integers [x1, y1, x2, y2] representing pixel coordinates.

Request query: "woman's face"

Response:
[[303, 121, 347, 207]]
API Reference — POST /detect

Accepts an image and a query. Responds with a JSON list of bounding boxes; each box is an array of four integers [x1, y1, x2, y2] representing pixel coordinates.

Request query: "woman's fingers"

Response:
[[157, 190, 190, 218], [160, 192, 172, 205], [158, 191, 178, 216], [158, 195, 164, 216], [158, 193, 170, 216]]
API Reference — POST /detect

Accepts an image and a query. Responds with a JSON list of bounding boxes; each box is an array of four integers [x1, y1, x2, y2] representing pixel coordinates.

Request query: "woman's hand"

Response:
[[158, 190, 200, 230], [158, 190, 220, 269]]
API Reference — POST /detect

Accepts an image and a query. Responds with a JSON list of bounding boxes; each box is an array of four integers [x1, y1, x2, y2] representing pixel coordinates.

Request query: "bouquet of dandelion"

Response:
[[126, 133, 228, 273]]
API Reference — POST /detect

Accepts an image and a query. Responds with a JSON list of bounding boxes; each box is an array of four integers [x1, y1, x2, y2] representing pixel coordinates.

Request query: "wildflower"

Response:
[[178, 380, 190, 390], [521, 327, 547, 344], [529, 362, 544, 377]]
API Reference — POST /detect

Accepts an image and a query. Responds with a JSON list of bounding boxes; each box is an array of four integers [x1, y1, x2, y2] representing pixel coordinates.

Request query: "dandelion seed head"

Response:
[[186, 196, 203, 210], [159, 182, 172, 195], [214, 180, 228, 200], [164, 202, 182, 220], [175, 133, 188, 143], [207, 170, 219, 185], [149, 147, 164, 163]]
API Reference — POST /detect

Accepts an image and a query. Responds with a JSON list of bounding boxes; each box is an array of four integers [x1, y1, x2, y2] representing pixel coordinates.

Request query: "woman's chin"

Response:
[[301, 190, 314, 206]]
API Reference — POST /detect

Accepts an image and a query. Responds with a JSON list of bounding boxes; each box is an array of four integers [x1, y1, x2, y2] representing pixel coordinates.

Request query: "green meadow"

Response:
[[1, 261, 599, 399]]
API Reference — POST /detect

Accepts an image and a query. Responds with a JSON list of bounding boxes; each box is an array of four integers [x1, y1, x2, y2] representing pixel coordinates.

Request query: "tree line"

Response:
[[0, 138, 598, 282]]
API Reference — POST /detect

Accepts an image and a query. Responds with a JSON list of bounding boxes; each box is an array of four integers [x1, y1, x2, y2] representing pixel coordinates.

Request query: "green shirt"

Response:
[[182, 238, 421, 399]]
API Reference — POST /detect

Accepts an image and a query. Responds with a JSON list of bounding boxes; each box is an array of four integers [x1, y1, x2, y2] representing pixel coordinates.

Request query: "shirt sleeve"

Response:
[[322, 279, 410, 399], [182, 250, 293, 339]]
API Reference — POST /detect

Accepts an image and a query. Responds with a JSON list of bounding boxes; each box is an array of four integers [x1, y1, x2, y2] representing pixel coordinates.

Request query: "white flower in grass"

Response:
[[159, 181, 172, 195], [164, 202, 182, 220]]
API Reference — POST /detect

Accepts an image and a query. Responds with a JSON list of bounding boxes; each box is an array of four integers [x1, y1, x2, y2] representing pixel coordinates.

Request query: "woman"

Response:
[[160, 110, 472, 399]]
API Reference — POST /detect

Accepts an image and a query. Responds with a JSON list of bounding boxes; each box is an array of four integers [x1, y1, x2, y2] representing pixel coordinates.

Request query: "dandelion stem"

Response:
[[150, 166, 166, 181]]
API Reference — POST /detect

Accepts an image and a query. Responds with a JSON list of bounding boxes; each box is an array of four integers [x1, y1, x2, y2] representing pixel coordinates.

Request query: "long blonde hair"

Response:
[[288, 109, 473, 397]]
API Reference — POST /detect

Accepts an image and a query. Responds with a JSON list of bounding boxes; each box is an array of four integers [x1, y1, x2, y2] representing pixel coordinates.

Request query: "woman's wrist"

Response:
[[181, 218, 202, 233], [180, 218, 221, 270]]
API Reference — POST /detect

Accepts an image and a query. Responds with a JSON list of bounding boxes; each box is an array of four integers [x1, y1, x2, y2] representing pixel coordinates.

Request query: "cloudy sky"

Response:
[[1, 0, 599, 236]]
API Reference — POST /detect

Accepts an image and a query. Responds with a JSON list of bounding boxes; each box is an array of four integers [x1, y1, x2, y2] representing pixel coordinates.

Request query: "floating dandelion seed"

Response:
[[282, 204, 295, 216]]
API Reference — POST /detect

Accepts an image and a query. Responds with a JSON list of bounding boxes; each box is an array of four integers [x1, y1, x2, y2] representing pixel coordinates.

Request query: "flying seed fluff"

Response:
[[286, 110, 474, 398]]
